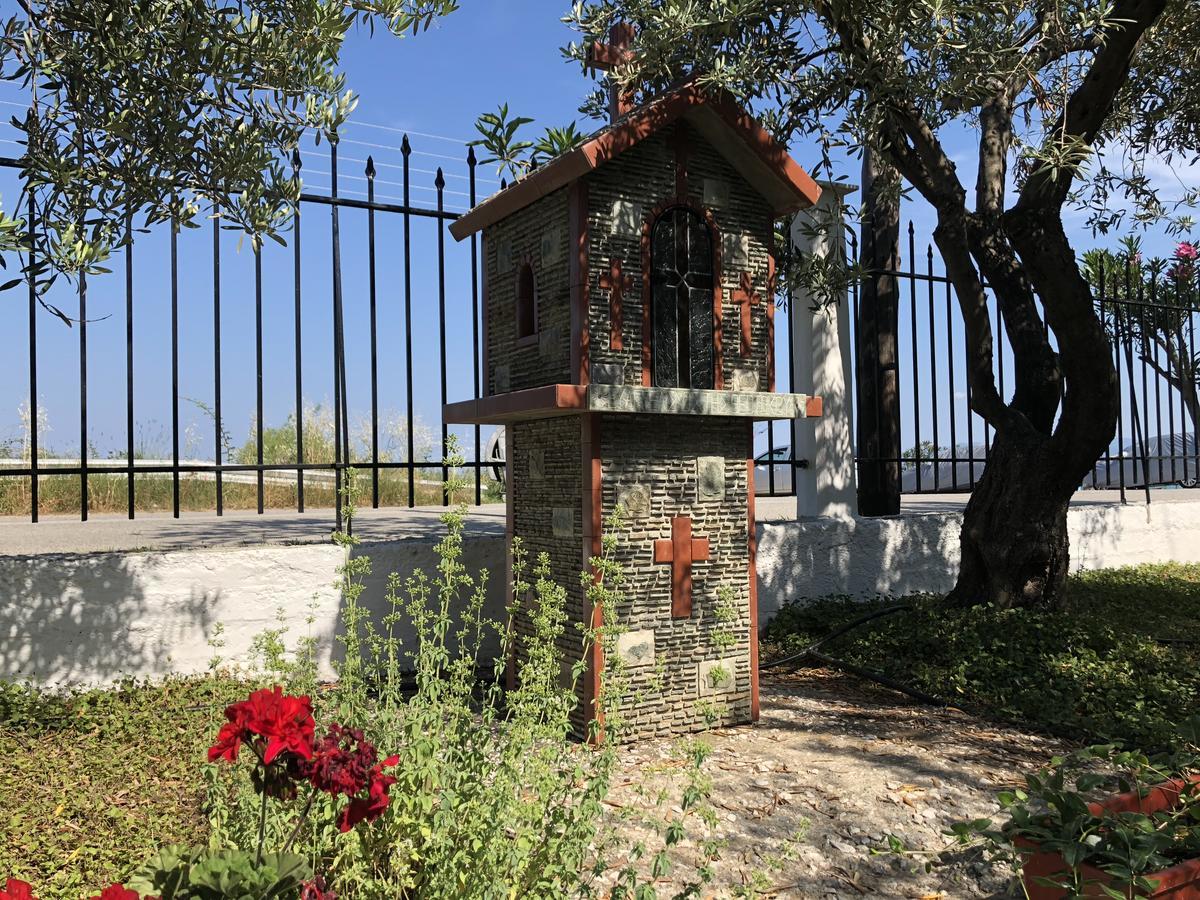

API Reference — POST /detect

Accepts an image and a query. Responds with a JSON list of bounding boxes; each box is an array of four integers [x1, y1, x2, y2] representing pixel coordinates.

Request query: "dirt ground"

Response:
[[600, 668, 1068, 899]]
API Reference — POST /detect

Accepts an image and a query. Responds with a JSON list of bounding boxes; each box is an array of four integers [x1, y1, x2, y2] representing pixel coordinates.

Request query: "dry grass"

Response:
[[0, 470, 497, 516]]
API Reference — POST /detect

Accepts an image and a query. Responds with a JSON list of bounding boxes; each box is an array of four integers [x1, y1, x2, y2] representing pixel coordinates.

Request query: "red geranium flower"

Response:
[[304, 724, 377, 798], [207, 702, 253, 763], [88, 886, 149, 900], [207, 686, 315, 766], [243, 686, 315, 764], [300, 876, 337, 900], [338, 755, 399, 832], [0, 878, 36, 900]]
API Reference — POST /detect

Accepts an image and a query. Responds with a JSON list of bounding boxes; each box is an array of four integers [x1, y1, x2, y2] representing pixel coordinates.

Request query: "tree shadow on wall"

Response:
[[0, 553, 213, 686]]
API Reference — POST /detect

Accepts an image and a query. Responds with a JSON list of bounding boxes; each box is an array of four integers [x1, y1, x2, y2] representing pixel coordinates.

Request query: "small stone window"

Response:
[[516, 259, 537, 341]]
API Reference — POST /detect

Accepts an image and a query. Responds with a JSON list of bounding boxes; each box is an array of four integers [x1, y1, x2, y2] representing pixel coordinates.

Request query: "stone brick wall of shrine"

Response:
[[585, 122, 777, 392], [483, 186, 572, 395], [599, 413, 753, 739], [509, 415, 590, 733]]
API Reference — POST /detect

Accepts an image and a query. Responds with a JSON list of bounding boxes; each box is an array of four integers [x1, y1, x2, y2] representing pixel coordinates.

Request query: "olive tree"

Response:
[[0, 0, 457, 316], [566, 0, 1199, 608]]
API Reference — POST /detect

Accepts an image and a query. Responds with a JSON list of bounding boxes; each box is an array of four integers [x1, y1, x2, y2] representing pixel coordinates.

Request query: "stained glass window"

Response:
[[650, 207, 714, 388]]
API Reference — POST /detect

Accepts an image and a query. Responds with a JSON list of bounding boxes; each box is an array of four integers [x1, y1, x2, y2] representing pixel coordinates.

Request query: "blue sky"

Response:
[[1, 1, 1196, 472]]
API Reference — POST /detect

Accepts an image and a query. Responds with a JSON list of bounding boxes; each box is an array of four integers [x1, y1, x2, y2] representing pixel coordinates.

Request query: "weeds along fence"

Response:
[[2, 138, 492, 529], [845, 223, 1200, 499]]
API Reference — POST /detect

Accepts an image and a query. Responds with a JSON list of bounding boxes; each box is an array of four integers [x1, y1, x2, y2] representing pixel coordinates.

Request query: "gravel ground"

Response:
[[597, 668, 1069, 899]]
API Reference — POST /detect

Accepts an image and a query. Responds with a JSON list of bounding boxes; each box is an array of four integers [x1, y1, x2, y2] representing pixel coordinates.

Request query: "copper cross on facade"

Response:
[[730, 271, 760, 357], [654, 516, 711, 618], [598, 257, 633, 351], [586, 21, 637, 122]]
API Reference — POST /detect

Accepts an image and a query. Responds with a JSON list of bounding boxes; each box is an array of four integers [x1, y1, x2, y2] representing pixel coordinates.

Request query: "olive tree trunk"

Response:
[[944, 208, 1119, 608]]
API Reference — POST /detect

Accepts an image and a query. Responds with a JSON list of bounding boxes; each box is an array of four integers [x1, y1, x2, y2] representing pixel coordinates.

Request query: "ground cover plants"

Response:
[[762, 563, 1200, 751], [0, 454, 720, 899]]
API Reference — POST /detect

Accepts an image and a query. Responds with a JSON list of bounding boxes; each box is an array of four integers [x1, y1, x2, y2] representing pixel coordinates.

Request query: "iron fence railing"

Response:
[[6, 155, 1198, 523], [2, 140, 489, 531], [841, 223, 1200, 500]]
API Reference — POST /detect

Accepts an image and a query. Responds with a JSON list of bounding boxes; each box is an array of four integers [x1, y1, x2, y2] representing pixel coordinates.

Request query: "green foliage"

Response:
[[0, 0, 458, 305], [207, 438, 707, 898], [566, 0, 1199, 235], [710, 585, 739, 652], [126, 846, 310, 900], [0, 677, 245, 899], [950, 742, 1200, 898], [762, 563, 1200, 750], [469, 105, 588, 181]]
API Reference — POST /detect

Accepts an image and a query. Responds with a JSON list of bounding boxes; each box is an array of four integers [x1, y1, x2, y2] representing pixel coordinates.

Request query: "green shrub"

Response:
[[206, 447, 719, 899], [762, 565, 1200, 751]]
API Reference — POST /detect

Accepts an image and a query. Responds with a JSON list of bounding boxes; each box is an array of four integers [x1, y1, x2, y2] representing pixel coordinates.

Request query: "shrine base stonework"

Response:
[[507, 413, 757, 741]]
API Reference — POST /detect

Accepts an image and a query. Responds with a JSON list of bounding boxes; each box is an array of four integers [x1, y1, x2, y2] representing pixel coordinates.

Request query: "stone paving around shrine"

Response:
[[599, 669, 1064, 898]]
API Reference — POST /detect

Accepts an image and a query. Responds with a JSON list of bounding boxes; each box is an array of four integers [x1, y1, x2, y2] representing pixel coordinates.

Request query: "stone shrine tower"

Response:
[[446, 32, 823, 739]]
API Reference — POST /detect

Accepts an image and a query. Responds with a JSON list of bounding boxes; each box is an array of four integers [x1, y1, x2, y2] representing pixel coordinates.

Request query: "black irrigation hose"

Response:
[[760, 603, 913, 670], [759, 603, 953, 707]]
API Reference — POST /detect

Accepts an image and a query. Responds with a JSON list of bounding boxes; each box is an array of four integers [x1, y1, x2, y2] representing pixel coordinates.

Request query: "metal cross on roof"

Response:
[[586, 21, 638, 122]]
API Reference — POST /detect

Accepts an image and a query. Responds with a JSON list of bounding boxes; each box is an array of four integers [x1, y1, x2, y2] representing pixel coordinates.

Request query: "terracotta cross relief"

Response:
[[599, 257, 633, 351], [654, 515, 711, 618], [730, 271, 760, 357]]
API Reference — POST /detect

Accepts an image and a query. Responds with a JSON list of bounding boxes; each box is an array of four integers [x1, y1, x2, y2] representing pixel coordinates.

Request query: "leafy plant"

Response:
[[947, 740, 1200, 899], [469, 105, 588, 181], [0, 0, 460, 306], [126, 847, 309, 900], [205, 439, 716, 897], [762, 565, 1200, 751]]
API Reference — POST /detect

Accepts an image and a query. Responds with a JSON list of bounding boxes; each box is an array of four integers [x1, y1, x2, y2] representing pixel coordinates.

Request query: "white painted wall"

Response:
[[0, 536, 507, 686], [756, 499, 1200, 622], [3, 498, 1199, 686]]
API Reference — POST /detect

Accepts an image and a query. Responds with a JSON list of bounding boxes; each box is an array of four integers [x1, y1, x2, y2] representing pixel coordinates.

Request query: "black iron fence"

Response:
[[845, 223, 1200, 499], [4, 152, 1198, 523], [1, 138, 491, 530]]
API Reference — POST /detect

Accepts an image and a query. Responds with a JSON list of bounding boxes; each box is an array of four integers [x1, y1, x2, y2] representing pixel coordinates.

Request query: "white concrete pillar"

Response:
[[791, 183, 858, 519]]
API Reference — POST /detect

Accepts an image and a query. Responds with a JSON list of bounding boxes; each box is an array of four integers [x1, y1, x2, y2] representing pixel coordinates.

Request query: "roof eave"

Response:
[[448, 82, 822, 241]]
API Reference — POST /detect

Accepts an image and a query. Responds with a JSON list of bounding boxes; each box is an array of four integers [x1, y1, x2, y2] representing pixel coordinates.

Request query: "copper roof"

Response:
[[449, 80, 822, 241]]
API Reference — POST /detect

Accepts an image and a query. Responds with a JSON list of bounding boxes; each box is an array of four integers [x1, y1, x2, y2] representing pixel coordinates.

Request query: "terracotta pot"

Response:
[[1017, 775, 1200, 899]]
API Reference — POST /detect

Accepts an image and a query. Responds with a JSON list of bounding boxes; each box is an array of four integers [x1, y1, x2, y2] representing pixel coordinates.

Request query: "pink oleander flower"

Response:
[[1175, 241, 1198, 262]]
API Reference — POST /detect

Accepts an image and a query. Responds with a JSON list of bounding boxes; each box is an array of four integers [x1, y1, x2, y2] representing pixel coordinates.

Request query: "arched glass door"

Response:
[[650, 207, 714, 389]]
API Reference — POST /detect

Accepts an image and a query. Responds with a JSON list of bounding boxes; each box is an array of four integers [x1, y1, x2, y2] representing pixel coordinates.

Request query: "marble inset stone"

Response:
[[697, 456, 726, 501], [496, 238, 514, 274], [616, 629, 655, 668], [540, 225, 563, 265], [590, 361, 625, 385], [616, 483, 651, 519], [552, 507, 574, 538], [703, 178, 730, 209], [494, 364, 511, 394], [722, 232, 750, 268], [731, 367, 760, 392], [527, 448, 545, 481], [610, 199, 641, 236], [539, 325, 561, 360], [698, 656, 742, 697]]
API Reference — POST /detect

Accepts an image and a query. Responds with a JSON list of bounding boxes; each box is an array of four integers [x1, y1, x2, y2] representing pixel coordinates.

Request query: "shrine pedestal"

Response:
[[447, 385, 819, 740]]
